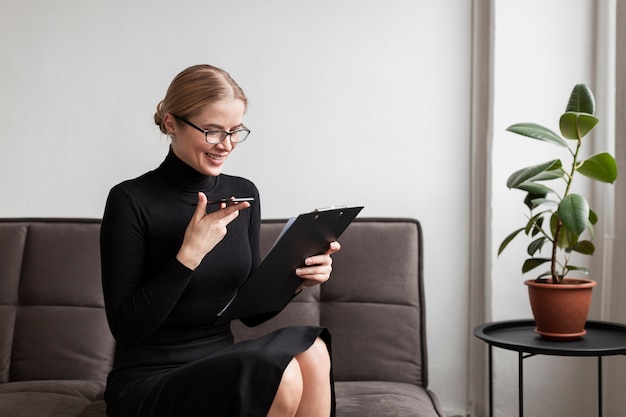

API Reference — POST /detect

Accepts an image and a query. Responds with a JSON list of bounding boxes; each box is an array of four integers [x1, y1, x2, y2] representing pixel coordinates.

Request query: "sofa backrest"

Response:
[[233, 218, 428, 388], [0, 219, 115, 383], [0, 218, 428, 389]]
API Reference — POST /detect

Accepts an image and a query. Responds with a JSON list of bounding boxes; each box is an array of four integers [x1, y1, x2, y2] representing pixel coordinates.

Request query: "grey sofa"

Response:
[[0, 218, 445, 417]]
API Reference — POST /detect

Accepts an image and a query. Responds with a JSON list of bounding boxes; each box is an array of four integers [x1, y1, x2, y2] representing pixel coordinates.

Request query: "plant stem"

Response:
[[550, 222, 561, 283], [550, 130, 583, 283]]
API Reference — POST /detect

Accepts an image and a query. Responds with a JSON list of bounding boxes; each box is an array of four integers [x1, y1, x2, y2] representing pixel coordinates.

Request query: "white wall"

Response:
[[0, 0, 472, 415]]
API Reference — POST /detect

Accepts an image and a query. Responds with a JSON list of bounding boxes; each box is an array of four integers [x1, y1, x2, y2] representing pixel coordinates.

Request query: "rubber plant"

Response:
[[498, 84, 618, 284]]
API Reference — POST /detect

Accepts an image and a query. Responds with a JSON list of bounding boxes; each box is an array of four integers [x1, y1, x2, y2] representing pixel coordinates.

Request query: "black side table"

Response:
[[474, 320, 626, 417]]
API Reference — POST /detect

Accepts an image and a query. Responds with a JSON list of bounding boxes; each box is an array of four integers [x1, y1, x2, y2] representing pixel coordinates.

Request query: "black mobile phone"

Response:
[[208, 197, 255, 206]]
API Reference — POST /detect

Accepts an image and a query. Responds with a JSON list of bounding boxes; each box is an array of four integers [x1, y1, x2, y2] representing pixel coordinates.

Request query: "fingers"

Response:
[[177, 194, 251, 270], [209, 200, 251, 224], [304, 242, 340, 267], [198, 193, 249, 218], [296, 241, 340, 286], [296, 262, 332, 278], [293, 242, 342, 294], [192, 192, 209, 222], [193, 193, 250, 226], [324, 241, 341, 255]]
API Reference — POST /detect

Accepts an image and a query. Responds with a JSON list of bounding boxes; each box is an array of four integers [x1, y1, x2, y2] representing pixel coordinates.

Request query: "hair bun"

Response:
[[154, 100, 167, 134]]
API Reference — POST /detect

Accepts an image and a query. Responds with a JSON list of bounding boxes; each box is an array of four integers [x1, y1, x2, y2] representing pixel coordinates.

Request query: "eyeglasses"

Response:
[[172, 114, 250, 144]]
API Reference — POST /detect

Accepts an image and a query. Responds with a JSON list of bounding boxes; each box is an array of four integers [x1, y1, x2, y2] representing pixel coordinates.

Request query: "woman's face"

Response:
[[167, 98, 246, 176]]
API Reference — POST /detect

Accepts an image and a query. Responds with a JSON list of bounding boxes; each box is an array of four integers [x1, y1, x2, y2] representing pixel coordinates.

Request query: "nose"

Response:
[[216, 135, 235, 151]]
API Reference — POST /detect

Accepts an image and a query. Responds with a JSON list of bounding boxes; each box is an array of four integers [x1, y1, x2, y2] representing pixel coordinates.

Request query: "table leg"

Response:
[[598, 356, 602, 417], [489, 345, 493, 417], [518, 352, 524, 417]]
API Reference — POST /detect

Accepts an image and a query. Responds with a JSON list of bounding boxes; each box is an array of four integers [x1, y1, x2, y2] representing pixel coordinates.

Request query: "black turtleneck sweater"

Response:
[[100, 150, 261, 348]]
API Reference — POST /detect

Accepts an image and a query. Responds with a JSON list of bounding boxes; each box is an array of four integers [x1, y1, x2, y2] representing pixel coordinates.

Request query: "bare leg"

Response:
[[294, 338, 332, 417], [267, 337, 331, 417], [267, 358, 303, 417]]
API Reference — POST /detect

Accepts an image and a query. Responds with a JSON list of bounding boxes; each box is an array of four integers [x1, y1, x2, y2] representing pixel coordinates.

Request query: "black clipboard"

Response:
[[215, 206, 363, 324]]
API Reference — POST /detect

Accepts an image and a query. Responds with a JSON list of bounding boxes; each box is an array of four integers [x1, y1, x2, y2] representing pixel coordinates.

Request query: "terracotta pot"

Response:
[[525, 278, 597, 341]]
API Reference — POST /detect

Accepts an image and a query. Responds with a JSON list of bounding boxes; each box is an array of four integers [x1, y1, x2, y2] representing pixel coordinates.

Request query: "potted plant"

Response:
[[498, 83, 618, 340]]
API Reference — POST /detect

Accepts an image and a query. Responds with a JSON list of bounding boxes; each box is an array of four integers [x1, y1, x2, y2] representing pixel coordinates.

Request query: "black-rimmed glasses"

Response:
[[172, 114, 250, 144]]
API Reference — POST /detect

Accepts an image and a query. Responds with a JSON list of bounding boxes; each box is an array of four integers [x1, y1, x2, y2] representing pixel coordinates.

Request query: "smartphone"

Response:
[[209, 197, 255, 206]]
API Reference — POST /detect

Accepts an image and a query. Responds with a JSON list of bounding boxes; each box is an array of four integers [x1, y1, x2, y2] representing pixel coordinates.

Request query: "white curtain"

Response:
[[605, 1, 626, 414]]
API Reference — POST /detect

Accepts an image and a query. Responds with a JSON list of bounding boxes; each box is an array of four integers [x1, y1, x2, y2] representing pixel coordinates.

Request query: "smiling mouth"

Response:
[[206, 153, 226, 162]]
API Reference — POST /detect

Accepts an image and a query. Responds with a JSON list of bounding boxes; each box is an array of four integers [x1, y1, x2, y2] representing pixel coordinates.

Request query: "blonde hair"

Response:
[[154, 64, 247, 134]]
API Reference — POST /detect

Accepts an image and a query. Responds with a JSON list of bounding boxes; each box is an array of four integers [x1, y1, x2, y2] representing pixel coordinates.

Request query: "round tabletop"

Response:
[[474, 320, 626, 356]]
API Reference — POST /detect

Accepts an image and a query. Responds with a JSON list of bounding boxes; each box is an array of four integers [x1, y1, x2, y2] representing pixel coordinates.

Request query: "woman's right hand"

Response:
[[176, 192, 250, 270]]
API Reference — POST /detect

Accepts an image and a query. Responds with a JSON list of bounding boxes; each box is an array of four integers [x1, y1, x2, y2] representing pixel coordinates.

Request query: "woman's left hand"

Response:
[[295, 241, 341, 292]]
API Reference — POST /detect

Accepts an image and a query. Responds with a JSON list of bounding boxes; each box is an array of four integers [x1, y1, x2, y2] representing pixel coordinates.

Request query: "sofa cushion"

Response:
[[18, 223, 103, 307], [11, 306, 113, 382], [77, 399, 106, 417], [0, 379, 104, 400], [0, 224, 26, 384], [0, 391, 92, 417], [0, 221, 115, 384], [323, 302, 422, 383], [323, 220, 424, 385], [0, 306, 16, 384], [335, 381, 443, 417]]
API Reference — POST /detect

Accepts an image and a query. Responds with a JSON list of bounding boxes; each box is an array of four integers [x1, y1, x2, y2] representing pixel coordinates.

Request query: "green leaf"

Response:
[[550, 212, 580, 250], [577, 153, 618, 184], [587, 221, 595, 241], [515, 182, 556, 195], [566, 84, 595, 114], [532, 170, 565, 181], [567, 265, 591, 275], [529, 215, 545, 236], [559, 112, 599, 139], [558, 194, 589, 235], [558, 224, 580, 250], [498, 228, 525, 256], [537, 270, 555, 280], [528, 237, 547, 256], [525, 193, 549, 210], [522, 258, 551, 273], [528, 198, 558, 208], [525, 211, 547, 235], [506, 160, 562, 189], [507, 123, 568, 147], [568, 240, 595, 255], [550, 212, 559, 237]]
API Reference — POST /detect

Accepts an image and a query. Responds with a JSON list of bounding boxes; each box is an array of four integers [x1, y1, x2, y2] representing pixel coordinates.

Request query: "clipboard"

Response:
[[215, 205, 363, 324]]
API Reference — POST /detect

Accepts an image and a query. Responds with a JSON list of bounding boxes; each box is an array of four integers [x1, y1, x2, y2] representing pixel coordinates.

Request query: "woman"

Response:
[[100, 64, 339, 417]]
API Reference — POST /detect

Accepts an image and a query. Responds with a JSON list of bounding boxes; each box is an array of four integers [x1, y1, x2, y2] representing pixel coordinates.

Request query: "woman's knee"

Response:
[[296, 337, 331, 375], [270, 358, 303, 416]]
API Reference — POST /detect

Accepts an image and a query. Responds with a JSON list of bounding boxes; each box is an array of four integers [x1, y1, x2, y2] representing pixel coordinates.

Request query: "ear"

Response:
[[163, 113, 176, 136]]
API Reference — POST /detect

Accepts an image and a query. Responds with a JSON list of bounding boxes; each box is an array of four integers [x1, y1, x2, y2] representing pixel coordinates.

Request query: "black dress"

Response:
[[100, 150, 334, 417]]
